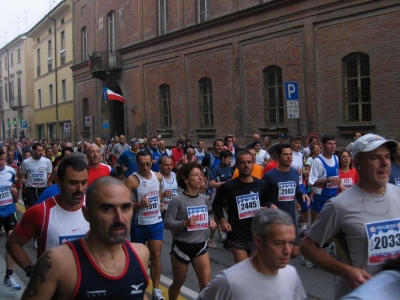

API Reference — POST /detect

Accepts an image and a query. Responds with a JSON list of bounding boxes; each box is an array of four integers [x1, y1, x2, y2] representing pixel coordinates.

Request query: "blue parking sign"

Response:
[[285, 82, 299, 100]]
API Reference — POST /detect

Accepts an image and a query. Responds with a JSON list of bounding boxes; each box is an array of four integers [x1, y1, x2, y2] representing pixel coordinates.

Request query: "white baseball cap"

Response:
[[352, 133, 397, 157]]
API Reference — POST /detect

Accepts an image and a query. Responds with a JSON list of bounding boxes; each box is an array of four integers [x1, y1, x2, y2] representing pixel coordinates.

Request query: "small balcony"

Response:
[[10, 95, 23, 111], [89, 50, 122, 80]]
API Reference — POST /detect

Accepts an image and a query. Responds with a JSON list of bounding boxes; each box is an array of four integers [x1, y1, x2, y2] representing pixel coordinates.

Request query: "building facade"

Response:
[[27, 0, 75, 141], [0, 34, 35, 139], [71, 0, 400, 146]]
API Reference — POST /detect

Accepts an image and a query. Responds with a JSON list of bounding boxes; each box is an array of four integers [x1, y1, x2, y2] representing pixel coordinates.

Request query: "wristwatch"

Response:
[[24, 265, 34, 277]]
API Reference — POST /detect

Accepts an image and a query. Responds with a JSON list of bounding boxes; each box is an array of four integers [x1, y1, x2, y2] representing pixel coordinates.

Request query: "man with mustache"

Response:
[[6, 156, 90, 278], [20, 177, 150, 300]]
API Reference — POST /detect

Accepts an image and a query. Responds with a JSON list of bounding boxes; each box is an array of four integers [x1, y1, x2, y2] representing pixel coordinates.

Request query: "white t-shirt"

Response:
[[291, 150, 304, 184], [198, 258, 306, 300], [21, 156, 53, 188], [255, 149, 270, 167]]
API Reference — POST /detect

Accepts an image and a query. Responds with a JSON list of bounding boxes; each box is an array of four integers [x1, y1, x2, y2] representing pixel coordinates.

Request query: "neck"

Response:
[[213, 151, 219, 157], [277, 165, 291, 172], [322, 151, 332, 159], [341, 166, 350, 173], [85, 235, 122, 256], [89, 162, 100, 169], [184, 187, 198, 197], [139, 171, 152, 179], [356, 182, 386, 195], [238, 174, 253, 183], [57, 195, 83, 211], [161, 172, 172, 179], [250, 252, 278, 276]]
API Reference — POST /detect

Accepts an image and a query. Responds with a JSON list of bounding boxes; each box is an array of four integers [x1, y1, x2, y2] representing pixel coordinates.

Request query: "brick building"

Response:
[[71, 0, 400, 147]]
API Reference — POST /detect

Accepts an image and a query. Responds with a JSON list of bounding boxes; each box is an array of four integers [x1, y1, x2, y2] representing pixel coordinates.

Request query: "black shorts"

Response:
[[231, 240, 256, 254], [115, 166, 123, 175], [172, 240, 208, 264], [0, 213, 17, 233], [25, 187, 46, 207]]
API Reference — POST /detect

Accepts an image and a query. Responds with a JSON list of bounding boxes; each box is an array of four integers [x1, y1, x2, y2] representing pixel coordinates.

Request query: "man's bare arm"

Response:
[[22, 250, 58, 299], [6, 231, 34, 272], [300, 236, 371, 289]]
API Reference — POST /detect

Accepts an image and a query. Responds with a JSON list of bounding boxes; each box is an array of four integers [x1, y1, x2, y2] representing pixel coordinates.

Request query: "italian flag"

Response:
[[103, 86, 125, 104]]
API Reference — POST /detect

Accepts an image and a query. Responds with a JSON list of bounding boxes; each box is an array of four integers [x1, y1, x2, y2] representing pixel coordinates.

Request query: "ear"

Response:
[[55, 175, 61, 188], [82, 203, 91, 223], [253, 234, 262, 248]]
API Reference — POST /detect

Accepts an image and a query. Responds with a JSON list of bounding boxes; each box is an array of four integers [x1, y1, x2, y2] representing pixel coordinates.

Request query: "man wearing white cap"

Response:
[[301, 133, 400, 299]]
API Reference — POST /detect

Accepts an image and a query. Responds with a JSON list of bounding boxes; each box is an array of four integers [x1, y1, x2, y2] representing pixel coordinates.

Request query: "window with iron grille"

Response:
[[62, 79, 66, 102], [264, 65, 284, 126], [38, 89, 42, 108], [199, 77, 213, 127], [9, 76, 14, 100], [37, 48, 41, 77], [49, 84, 54, 105], [17, 75, 22, 106], [343, 53, 371, 123], [159, 84, 171, 128], [159, 0, 168, 35], [199, 0, 210, 23], [82, 27, 87, 61], [60, 31, 66, 65]]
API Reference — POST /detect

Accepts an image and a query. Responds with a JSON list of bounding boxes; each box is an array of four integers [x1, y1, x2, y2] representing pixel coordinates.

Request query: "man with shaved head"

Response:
[[86, 144, 117, 186]]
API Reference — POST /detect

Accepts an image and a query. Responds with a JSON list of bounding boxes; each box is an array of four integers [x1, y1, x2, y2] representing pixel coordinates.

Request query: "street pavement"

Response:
[[0, 203, 335, 300]]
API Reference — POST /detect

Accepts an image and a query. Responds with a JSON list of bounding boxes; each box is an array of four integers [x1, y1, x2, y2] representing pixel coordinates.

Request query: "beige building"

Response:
[[0, 34, 35, 139], [27, 0, 74, 141]]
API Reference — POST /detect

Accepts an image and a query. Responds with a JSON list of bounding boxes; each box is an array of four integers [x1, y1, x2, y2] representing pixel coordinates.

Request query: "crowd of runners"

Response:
[[0, 131, 399, 299]]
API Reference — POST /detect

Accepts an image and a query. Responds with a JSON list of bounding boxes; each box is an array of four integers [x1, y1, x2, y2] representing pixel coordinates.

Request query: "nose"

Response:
[[282, 243, 292, 255], [115, 208, 125, 223]]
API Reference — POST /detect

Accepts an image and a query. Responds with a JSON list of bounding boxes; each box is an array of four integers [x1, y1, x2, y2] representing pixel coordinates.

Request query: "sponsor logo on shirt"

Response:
[[131, 283, 144, 295]]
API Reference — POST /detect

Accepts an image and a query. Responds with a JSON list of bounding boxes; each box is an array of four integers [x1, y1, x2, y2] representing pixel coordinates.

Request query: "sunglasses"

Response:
[[139, 162, 152, 167]]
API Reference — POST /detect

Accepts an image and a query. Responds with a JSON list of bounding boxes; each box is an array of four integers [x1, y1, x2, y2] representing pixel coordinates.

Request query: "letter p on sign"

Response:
[[285, 82, 299, 100]]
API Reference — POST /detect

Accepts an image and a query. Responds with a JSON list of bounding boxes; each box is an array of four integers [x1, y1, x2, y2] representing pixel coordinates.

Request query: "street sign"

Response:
[[287, 101, 299, 119], [64, 123, 70, 132], [85, 116, 92, 127], [285, 82, 299, 100], [102, 120, 109, 129], [20, 121, 28, 129]]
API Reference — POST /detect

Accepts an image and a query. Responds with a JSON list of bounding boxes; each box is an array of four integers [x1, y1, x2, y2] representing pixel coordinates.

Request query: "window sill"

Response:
[[156, 129, 173, 137], [195, 128, 216, 137], [336, 124, 376, 135]]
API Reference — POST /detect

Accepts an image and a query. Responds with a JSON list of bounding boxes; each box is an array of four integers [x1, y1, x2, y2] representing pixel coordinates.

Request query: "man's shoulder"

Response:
[[2, 165, 16, 174]]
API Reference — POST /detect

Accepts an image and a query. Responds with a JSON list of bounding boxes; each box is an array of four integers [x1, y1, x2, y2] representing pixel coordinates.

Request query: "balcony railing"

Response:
[[10, 94, 23, 111], [89, 50, 122, 72]]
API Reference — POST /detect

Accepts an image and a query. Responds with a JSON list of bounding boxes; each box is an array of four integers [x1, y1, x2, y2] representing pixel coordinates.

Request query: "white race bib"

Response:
[[0, 186, 12, 207], [365, 219, 400, 265], [187, 205, 208, 231], [163, 189, 178, 209], [342, 178, 354, 189], [278, 182, 296, 201], [236, 193, 260, 220], [143, 196, 159, 217]]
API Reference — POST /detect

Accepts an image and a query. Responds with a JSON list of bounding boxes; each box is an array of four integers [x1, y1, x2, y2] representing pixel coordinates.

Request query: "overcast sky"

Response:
[[1, 0, 62, 48]]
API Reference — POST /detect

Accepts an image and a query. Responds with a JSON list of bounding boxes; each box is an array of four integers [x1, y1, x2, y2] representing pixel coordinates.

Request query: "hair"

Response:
[[289, 135, 302, 144], [321, 134, 335, 144], [66, 151, 88, 164], [61, 147, 74, 157], [176, 140, 183, 146], [338, 149, 353, 170], [136, 149, 152, 163], [6, 149, 14, 156], [158, 155, 173, 165], [353, 132, 362, 138], [274, 143, 292, 157], [57, 156, 88, 181], [23, 150, 33, 156], [252, 209, 293, 240], [176, 162, 203, 190], [220, 149, 233, 159], [212, 137, 224, 147], [309, 143, 320, 156], [32, 143, 43, 150], [197, 140, 204, 145], [235, 150, 253, 166], [224, 135, 233, 143], [86, 176, 126, 211], [264, 136, 271, 142]]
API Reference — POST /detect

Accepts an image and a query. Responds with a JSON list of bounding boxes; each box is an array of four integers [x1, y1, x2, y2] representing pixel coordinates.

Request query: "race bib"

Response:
[[143, 196, 159, 217], [0, 186, 12, 207], [163, 189, 178, 209], [186, 205, 208, 231], [236, 193, 260, 220], [59, 233, 86, 245], [278, 181, 296, 201], [342, 178, 354, 189], [326, 176, 339, 189], [32, 174, 45, 187], [365, 219, 400, 265]]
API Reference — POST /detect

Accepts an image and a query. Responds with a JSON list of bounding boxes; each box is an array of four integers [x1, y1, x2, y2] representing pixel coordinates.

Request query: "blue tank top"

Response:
[[68, 239, 148, 300], [316, 155, 339, 197]]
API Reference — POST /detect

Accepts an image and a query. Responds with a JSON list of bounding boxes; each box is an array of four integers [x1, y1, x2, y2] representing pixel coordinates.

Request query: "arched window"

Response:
[[343, 53, 371, 123], [264, 66, 284, 126], [159, 84, 171, 128], [83, 98, 89, 131], [199, 77, 213, 127]]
